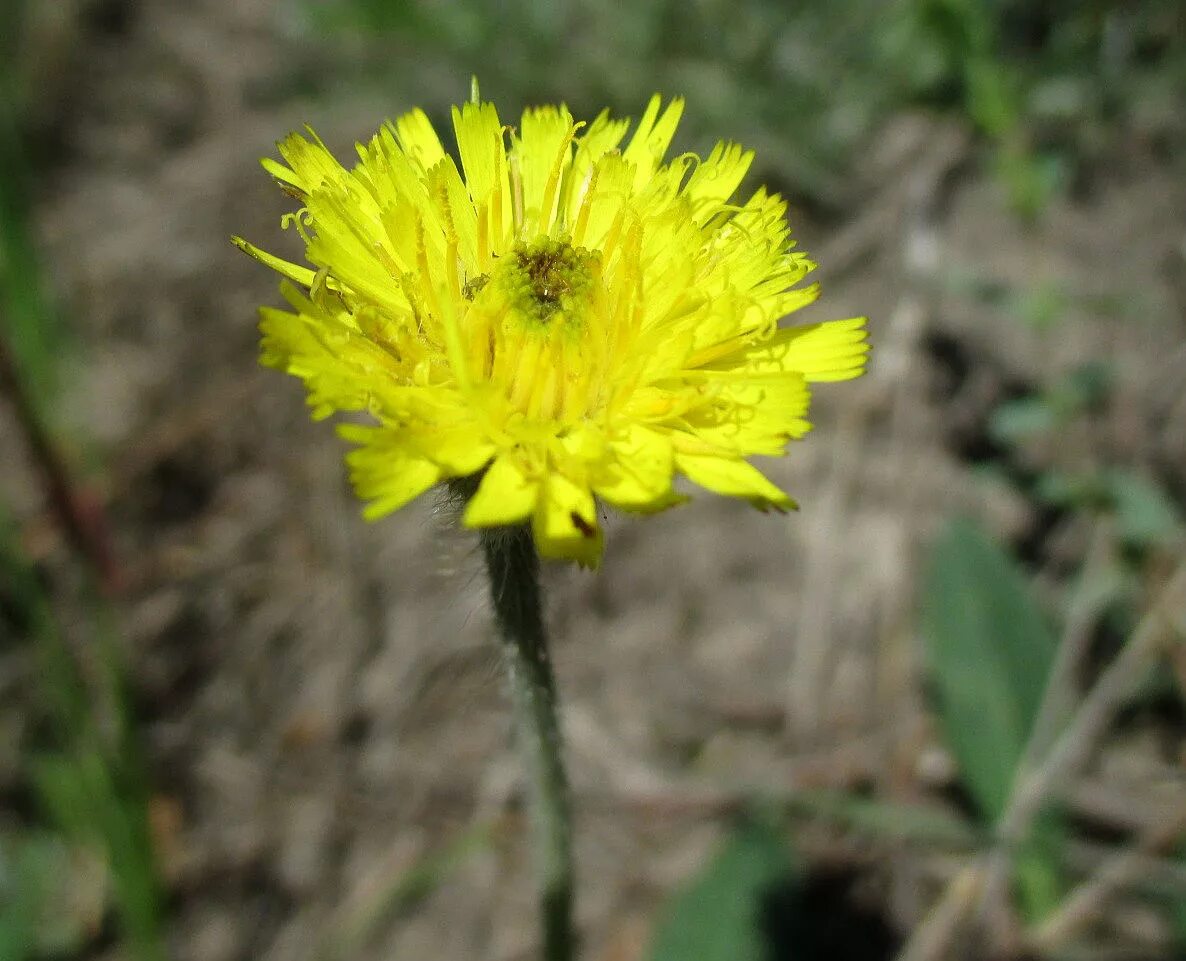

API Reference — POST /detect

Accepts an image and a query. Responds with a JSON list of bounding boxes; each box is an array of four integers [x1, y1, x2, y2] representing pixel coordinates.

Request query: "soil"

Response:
[[4, 2, 1186, 960]]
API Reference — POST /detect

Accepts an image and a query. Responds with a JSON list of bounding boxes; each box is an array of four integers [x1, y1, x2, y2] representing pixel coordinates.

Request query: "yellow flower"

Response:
[[235, 92, 868, 567]]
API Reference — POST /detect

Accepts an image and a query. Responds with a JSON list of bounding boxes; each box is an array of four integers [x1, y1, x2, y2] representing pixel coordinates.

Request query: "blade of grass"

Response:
[[0, 42, 63, 416], [317, 820, 496, 961], [2, 513, 166, 961]]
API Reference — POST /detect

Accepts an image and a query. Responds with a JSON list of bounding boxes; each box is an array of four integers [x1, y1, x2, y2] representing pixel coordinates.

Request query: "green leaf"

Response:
[[1104, 470, 1183, 548], [923, 519, 1068, 919], [921, 518, 1057, 821], [0, 831, 101, 959], [648, 816, 798, 961], [0, 834, 42, 961], [1060, 361, 1113, 411], [1034, 469, 1083, 508], [32, 750, 166, 961], [1167, 842, 1186, 952], [994, 146, 1064, 221], [989, 396, 1057, 443], [1035, 469, 1183, 549], [1013, 811, 1067, 924], [0, 90, 66, 415], [1011, 281, 1068, 332], [966, 57, 1021, 138]]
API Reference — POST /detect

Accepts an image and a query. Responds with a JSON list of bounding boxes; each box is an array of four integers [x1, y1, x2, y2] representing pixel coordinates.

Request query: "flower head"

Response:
[[235, 91, 868, 566]]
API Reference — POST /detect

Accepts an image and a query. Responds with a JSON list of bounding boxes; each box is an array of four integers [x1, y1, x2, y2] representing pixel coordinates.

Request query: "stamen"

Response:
[[476, 200, 490, 269], [508, 151, 525, 238], [282, 208, 316, 246], [570, 165, 600, 248], [538, 122, 585, 237], [436, 179, 463, 307]]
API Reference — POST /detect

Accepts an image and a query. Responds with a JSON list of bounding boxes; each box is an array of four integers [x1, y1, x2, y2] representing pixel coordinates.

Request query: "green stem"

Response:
[[480, 525, 574, 961]]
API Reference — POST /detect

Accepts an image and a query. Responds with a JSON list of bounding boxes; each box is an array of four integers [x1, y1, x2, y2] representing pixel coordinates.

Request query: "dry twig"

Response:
[[994, 559, 1186, 858], [1031, 806, 1186, 950], [893, 865, 984, 961]]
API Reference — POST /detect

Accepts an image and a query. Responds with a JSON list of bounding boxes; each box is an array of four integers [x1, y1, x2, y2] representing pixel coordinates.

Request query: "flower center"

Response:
[[469, 238, 604, 423], [495, 238, 599, 329]]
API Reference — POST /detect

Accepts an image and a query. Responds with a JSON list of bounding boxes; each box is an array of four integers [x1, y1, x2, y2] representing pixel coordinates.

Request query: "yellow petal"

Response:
[[571, 151, 633, 248], [623, 95, 684, 188], [270, 129, 347, 195], [681, 374, 813, 455], [426, 154, 480, 269], [675, 453, 796, 511], [463, 457, 539, 527], [738, 317, 869, 382], [339, 425, 442, 520], [532, 473, 603, 567], [452, 99, 506, 206], [684, 141, 753, 211], [259, 285, 398, 418], [425, 428, 495, 475], [594, 425, 676, 510], [513, 104, 576, 234], [562, 109, 630, 222], [394, 108, 446, 169], [302, 188, 409, 315], [232, 236, 317, 287]]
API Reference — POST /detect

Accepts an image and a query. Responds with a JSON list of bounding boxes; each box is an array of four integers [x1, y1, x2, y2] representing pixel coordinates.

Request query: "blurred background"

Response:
[[2, 1, 1185, 959]]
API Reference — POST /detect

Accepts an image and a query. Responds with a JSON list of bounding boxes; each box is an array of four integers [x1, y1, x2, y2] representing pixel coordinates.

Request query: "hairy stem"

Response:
[[481, 525, 574, 961]]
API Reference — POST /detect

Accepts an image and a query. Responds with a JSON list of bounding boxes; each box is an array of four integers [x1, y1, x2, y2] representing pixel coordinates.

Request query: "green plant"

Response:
[[648, 814, 799, 961], [0, 516, 167, 961], [922, 517, 1065, 921]]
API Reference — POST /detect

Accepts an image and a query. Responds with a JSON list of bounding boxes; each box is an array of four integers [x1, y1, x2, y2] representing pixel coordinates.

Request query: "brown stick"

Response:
[[0, 332, 121, 593]]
